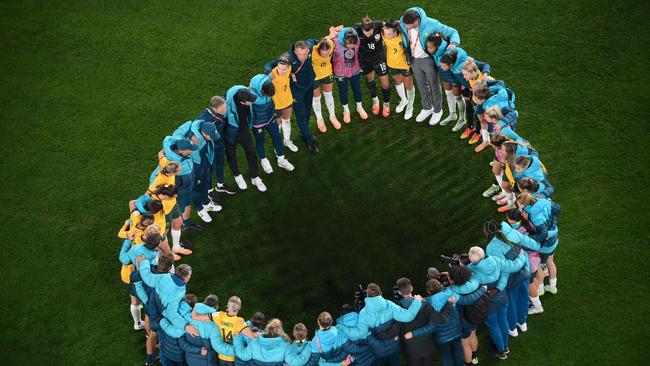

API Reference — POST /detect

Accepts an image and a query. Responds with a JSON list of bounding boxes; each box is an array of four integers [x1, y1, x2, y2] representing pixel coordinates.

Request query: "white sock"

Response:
[[506, 192, 516, 205], [356, 102, 363, 110], [445, 90, 456, 115], [395, 83, 407, 103], [323, 91, 336, 116], [550, 278, 557, 287], [343, 104, 350, 113], [480, 129, 490, 144], [312, 96, 323, 121], [530, 296, 542, 308], [372, 96, 379, 105], [406, 87, 416, 107], [455, 95, 465, 120], [171, 228, 181, 250], [282, 119, 291, 141], [130, 304, 142, 324], [383, 102, 390, 108], [217, 182, 224, 188], [495, 174, 506, 195]]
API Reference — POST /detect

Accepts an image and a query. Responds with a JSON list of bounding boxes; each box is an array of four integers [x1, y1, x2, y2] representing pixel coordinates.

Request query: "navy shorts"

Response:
[[175, 173, 193, 211]]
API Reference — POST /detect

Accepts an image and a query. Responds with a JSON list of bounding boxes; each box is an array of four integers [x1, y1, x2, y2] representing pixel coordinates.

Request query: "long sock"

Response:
[[406, 87, 416, 107], [480, 129, 490, 144], [456, 95, 466, 121], [323, 91, 336, 116], [495, 174, 505, 195], [395, 83, 407, 102], [282, 119, 291, 141], [312, 96, 323, 121], [130, 304, 141, 324], [366, 78, 377, 98], [550, 278, 557, 287], [530, 296, 542, 308], [372, 96, 379, 106], [506, 192, 516, 205], [343, 104, 350, 113], [381, 87, 391, 103], [445, 90, 456, 115], [355, 101, 363, 110], [171, 228, 181, 250]]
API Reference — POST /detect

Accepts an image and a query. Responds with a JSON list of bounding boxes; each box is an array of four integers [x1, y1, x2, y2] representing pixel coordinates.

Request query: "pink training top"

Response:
[[332, 37, 361, 78]]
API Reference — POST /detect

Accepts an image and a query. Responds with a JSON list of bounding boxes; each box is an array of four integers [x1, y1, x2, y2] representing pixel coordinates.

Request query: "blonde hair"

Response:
[[468, 246, 485, 263], [227, 296, 241, 315], [293, 323, 308, 344], [484, 105, 503, 121], [209, 96, 226, 109], [142, 224, 161, 240], [317, 312, 333, 328], [265, 319, 290, 342], [162, 161, 180, 175], [462, 59, 478, 74], [517, 192, 536, 206]]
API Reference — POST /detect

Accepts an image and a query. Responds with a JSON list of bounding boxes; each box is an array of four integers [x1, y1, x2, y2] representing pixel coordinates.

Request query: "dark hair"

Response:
[[402, 10, 420, 25], [262, 82, 275, 97], [340, 303, 356, 316], [317, 38, 331, 53], [294, 40, 309, 50], [440, 50, 458, 66], [143, 233, 161, 250], [251, 312, 266, 331], [517, 178, 539, 193], [383, 20, 400, 34], [396, 277, 412, 292], [344, 29, 359, 45], [176, 264, 192, 280], [236, 89, 256, 103], [507, 206, 535, 232], [366, 283, 382, 297], [362, 16, 374, 32], [515, 155, 532, 169], [157, 184, 177, 198], [449, 265, 472, 286], [484, 220, 516, 247], [146, 200, 163, 214], [204, 294, 219, 308], [139, 212, 154, 226], [490, 134, 508, 147], [157, 252, 174, 273], [318, 312, 333, 328], [426, 33, 442, 48], [426, 278, 443, 295], [184, 293, 198, 308], [473, 83, 491, 101], [278, 53, 291, 65]]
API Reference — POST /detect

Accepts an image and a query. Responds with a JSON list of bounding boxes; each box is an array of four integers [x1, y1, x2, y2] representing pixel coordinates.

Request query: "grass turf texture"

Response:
[[1, 0, 649, 364]]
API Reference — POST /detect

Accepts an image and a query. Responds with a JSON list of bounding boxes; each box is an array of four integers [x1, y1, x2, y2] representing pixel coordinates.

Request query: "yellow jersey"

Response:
[[148, 157, 177, 214], [118, 211, 148, 245], [382, 33, 409, 70], [311, 39, 334, 80], [270, 67, 293, 110], [213, 311, 248, 361]]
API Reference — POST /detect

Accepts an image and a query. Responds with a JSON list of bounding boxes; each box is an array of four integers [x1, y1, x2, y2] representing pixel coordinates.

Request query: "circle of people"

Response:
[[117, 6, 561, 366]]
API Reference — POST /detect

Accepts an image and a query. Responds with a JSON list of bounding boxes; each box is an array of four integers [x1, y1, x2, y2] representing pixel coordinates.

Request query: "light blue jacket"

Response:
[[399, 7, 460, 53], [139, 259, 188, 331], [448, 47, 469, 74], [337, 295, 422, 339], [233, 333, 311, 366], [514, 155, 546, 182], [467, 256, 500, 285], [163, 135, 193, 175], [225, 85, 251, 129], [176, 303, 235, 365], [249, 74, 276, 128]]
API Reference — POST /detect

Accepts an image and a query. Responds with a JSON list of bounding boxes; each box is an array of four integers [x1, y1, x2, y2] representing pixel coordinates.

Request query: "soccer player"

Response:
[[381, 20, 415, 119], [268, 53, 299, 152], [213, 296, 249, 366], [354, 16, 391, 118], [311, 37, 341, 132], [331, 26, 368, 123], [400, 7, 460, 125], [471, 81, 517, 153]]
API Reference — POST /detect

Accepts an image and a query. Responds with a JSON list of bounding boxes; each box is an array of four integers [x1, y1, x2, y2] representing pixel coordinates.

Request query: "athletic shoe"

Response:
[[544, 285, 558, 294], [495, 351, 508, 360], [372, 103, 380, 116], [538, 285, 545, 296], [505, 347, 510, 354], [179, 238, 193, 249], [357, 107, 368, 120], [439, 112, 457, 126], [404, 106, 414, 120], [251, 177, 267, 192], [205, 202, 222, 212], [528, 305, 544, 315], [134, 321, 145, 330], [482, 184, 501, 198], [497, 203, 515, 213], [468, 132, 481, 144], [415, 109, 433, 123], [429, 110, 443, 125], [475, 142, 489, 153], [196, 208, 212, 223], [382, 103, 390, 118], [260, 158, 274, 174], [173, 246, 193, 255], [183, 223, 203, 233], [471, 355, 479, 365], [508, 328, 519, 337], [234, 174, 247, 190], [329, 115, 341, 129], [284, 139, 298, 152], [308, 141, 320, 154], [395, 99, 408, 113], [517, 322, 528, 332], [451, 119, 466, 132], [343, 111, 351, 124], [317, 119, 327, 133], [215, 184, 236, 195], [460, 128, 473, 139], [277, 157, 294, 172]]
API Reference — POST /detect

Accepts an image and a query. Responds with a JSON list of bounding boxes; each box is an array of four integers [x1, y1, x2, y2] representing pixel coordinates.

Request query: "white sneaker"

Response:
[[251, 177, 267, 192], [482, 184, 501, 198], [439, 113, 457, 126], [205, 202, 222, 212], [508, 328, 519, 337], [429, 110, 443, 125], [396, 99, 408, 113], [134, 321, 145, 330], [404, 106, 414, 120], [517, 322, 528, 332], [538, 285, 545, 296], [544, 285, 558, 294], [260, 158, 273, 174], [528, 305, 544, 315], [415, 109, 433, 123], [284, 139, 298, 152], [196, 207, 212, 223], [234, 175, 247, 190], [277, 156, 294, 172]]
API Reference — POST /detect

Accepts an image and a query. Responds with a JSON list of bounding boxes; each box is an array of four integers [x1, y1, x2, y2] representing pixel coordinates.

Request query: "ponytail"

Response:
[[440, 50, 458, 66]]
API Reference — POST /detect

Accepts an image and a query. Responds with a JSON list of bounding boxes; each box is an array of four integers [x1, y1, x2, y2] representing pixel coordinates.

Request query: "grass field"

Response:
[[1, 0, 649, 364]]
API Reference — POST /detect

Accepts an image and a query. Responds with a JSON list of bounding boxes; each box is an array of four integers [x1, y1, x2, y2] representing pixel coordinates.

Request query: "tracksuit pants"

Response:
[[291, 86, 315, 144], [225, 124, 259, 179], [174, 172, 193, 214], [253, 122, 283, 159], [507, 281, 529, 330], [485, 304, 510, 353], [411, 56, 442, 112], [212, 139, 226, 185], [436, 337, 464, 366], [192, 159, 212, 211], [335, 73, 363, 105]]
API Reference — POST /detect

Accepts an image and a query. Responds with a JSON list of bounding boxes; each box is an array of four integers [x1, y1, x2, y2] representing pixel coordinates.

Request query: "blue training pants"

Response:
[[507, 281, 529, 330], [291, 86, 315, 144], [335, 73, 363, 105], [485, 304, 510, 353], [436, 337, 464, 366], [252, 122, 284, 159]]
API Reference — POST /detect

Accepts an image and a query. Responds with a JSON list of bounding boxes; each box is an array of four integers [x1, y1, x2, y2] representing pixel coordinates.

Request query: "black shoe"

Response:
[[495, 351, 508, 360], [215, 183, 236, 195], [179, 238, 194, 249], [308, 141, 320, 154], [183, 223, 203, 233]]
